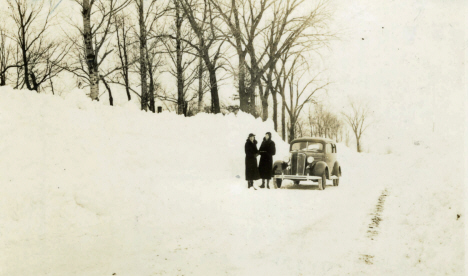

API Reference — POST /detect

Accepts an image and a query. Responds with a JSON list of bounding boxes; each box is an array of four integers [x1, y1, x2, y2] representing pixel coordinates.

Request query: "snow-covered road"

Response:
[[0, 87, 464, 275]]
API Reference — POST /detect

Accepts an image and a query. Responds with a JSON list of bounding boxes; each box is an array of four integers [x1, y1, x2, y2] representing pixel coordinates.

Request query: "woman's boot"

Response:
[[266, 179, 270, 189], [259, 179, 265, 188]]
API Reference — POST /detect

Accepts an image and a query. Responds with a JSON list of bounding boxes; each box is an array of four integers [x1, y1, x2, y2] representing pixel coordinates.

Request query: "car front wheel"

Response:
[[276, 178, 282, 188], [333, 178, 340, 186], [319, 172, 326, 190]]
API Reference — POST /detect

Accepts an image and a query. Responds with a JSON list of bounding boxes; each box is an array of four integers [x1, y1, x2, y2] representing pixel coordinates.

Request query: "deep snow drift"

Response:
[[0, 86, 464, 275]]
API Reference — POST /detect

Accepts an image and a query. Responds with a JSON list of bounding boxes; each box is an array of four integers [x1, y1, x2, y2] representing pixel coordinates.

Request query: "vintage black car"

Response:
[[273, 137, 342, 190]]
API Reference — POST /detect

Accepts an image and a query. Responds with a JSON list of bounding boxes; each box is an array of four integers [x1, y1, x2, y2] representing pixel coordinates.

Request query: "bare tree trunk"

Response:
[[259, 84, 268, 121], [125, 75, 131, 100], [207, 64, 220, 113], [289, 117, 296, 143], [356, 134, 361, 152], [116, 15, 132, 101], [183, 100, 188, 116], [260, 67, 274, 122], [146, 45, 155, 113], [148, 77, 155, 112], [281, 96, 286, 140], [101, 76, 113, 106], [238, 53, 249, 112], [20, 42, 31, 90], [272, 92, 278, 130], [138, 0, 148, 110], [15, 49, 20, 88], [15, 45, 20, 88], [248, 85, 256, 117], [49, 77, 55, 95], [175, 0, 184, 115], [197, 53, 203, 112], [248, 52, 258, 117], [82, 0, 99, 100], [30, 72, 39, 92]]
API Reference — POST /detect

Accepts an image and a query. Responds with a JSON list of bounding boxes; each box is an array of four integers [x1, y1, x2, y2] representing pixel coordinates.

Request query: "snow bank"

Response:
[[0, 86, 464, 276], [0, 86, 290, 275]]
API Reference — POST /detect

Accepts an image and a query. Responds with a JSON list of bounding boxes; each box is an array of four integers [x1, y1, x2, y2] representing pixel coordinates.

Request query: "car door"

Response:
[[324, 143, 333, 170], [330, 144, 338, 174]]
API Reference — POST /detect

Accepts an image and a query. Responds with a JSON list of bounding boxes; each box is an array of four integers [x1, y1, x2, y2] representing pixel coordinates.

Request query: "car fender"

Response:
[[332, 161, 341, 177], [311, 161, 328, 177], [273, 160, 286, 174]]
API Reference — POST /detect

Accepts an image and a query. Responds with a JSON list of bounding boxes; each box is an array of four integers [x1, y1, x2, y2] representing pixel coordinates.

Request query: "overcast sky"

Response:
[[321, 0, 465, 151]]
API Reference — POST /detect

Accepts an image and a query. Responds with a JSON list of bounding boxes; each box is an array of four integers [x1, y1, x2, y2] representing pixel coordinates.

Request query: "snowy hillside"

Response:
[[0, 87, 464, 275]]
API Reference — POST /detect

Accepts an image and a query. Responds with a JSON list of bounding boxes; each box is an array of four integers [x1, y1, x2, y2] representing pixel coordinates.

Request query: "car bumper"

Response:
[[273, 174, 321, 181]]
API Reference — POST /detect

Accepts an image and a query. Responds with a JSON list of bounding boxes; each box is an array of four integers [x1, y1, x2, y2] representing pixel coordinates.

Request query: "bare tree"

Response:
[[307, 103, 344, 141], [210, 0, 271, 115], [7, 0, 68, 92], [0, 26, 18, 86], [114, 12, 136, 101], [70, 0, 129, 100], [250, 0, 332, 121], [133, 0, 167, 112], [342, 99, 372, 152], [179, 0, 225, 114], [161, 0, 200, 115], [136, 0, 149, 110], [277, 52, 329, 142]]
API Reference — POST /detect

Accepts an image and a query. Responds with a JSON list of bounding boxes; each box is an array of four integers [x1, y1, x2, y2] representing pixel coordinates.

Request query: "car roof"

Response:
[[290, 137, 335, 144]]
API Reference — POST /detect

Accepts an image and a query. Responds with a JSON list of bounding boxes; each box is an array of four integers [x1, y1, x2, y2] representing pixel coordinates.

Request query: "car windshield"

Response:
[[307, 142, 323, 152], [291, 142, 307, 151], [291, 142, 323, 152]]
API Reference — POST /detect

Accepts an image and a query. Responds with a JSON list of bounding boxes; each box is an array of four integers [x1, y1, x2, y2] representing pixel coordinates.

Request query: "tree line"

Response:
[[0, 0, 371, 150]]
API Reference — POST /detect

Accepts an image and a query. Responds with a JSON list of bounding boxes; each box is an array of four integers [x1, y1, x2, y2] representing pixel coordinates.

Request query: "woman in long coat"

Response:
[[258, 132, 276, 188], [245, 133, 260, 189]]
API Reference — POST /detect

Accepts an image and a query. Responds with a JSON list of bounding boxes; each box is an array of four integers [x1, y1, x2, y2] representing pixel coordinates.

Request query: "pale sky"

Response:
[[321, 0, 465, 152]]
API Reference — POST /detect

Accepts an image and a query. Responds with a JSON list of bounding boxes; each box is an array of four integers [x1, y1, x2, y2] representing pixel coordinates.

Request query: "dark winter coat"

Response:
[[258, 138, 276, 179], [245, 139, 260, 181]]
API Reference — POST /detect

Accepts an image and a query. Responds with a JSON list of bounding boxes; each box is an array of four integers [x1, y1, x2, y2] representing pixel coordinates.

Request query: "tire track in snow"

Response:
[[360, 188, 389, 265], [367, 189, 389, 239]]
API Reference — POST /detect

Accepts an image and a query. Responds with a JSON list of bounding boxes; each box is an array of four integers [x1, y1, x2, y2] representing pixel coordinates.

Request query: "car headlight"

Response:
[[307, 156, 314, 163], [283, 155, 290, 163]]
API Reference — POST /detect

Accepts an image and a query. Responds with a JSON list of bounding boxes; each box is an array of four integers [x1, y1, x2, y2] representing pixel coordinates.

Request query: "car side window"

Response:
[[326, 143, 332, 153], [333, 144, 337, 153]]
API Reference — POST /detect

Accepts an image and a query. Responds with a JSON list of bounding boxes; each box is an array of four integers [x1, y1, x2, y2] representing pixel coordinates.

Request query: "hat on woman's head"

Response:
[[248, 133, 255, 138], [266, 132, 272, 136]]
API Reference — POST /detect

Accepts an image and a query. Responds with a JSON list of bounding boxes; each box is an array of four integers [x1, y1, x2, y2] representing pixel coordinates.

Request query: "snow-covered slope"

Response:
[[0, 86, 464, 275]]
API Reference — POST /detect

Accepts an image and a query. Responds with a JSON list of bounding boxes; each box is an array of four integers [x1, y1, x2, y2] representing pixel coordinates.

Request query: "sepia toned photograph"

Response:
[[0, 0, 465, 275]]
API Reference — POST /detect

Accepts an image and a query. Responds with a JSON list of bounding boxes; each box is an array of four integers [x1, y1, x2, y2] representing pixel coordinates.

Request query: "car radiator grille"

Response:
[[291, 152, 306, 175]]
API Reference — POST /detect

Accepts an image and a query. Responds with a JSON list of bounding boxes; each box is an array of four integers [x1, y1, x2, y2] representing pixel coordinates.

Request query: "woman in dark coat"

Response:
[[245, 133, 260, 189], [258, 132, 276, 188]]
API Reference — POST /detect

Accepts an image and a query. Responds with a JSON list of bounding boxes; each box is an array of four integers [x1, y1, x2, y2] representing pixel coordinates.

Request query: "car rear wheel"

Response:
[[275, 178, 282, 188], [319, 172, 326, 190], [333, 178, 340, 186]]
